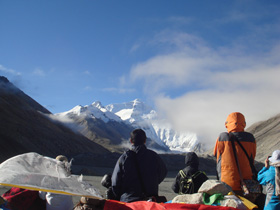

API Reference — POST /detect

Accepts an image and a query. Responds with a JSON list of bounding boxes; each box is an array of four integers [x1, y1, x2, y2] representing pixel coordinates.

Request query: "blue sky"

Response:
[[1, 0, 280, 142]]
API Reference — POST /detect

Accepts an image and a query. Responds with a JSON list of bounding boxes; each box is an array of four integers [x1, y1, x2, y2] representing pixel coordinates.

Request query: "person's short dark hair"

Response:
[[130, 129, 146, 146]]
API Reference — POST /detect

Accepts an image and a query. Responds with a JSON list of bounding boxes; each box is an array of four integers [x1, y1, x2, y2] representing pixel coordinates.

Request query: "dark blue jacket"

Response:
[[111, 144, 167, 202]]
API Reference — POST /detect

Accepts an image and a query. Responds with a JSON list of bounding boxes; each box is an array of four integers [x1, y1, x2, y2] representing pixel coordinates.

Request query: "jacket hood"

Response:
[[185, 152, 199, 168], [225, 112, 246, 133]]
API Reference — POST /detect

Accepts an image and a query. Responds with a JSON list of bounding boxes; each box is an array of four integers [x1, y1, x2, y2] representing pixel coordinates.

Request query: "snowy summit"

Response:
[[55, 99, 201, 153]]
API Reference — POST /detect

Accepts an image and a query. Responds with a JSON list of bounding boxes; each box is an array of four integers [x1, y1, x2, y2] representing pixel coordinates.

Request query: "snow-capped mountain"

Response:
[[106, 99, 200, 152], [56, 99, 201, 153], [60, 101, 123, 123]]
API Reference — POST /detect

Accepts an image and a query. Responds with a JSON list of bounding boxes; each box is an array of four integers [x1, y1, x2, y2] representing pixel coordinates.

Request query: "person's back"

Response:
[[214, 112, 256, 192], [111, 129, 167, 202], [172, 152, 208, 194], [258, 150, 280, 210], [2, 187, 46, 210]]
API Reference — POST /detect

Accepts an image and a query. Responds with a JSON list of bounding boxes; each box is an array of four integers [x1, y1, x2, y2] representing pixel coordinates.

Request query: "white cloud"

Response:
[[83, 86, 92, 91], [130, 43, 141, 53], [46, 113, 84, 133], [167, 16, 194, 25], [83, 71, 91, 75], [128, 31, 280, 149], [0, 65, 21, 76], [33, 68, 46, 77], [102, 87, 135, 94], [102, 75, 137, 94]]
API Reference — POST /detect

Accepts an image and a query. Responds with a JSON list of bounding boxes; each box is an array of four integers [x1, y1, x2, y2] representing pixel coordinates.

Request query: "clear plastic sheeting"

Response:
[[0, 152, 102, 199]]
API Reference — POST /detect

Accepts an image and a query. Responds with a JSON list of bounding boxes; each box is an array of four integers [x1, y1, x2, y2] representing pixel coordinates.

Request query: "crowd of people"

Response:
[[0, 112, 279, 210], [99, 112, 279, 210]]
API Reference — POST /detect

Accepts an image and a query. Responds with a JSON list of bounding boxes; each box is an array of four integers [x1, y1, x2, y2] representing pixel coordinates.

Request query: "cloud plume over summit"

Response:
[[129, 31, 280, 145]]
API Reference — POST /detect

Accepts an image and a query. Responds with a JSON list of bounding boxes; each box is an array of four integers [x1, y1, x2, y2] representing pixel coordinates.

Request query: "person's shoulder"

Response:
[[146, 148, 160, 156], [143, 148, 163, 162], [117, 149, 132, 161], [236, 131, 255, 142], [243, 131, 255, 138], [217, 132, 229, 141], [125, 149, 137, 156], [120, 149, 136, 159]]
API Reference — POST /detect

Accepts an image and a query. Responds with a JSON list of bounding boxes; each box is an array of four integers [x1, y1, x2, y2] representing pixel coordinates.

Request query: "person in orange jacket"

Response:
[[214, 112, 256, 194]]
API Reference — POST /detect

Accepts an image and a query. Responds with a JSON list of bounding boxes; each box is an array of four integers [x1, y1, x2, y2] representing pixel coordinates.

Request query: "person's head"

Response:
[[56, 155, 71, 176], [225, 112, 246, 133], [185, 152, 199, 168], [56, 155, 68, 163], [269, 150, 280, 165], [130, 129, 146, 146]]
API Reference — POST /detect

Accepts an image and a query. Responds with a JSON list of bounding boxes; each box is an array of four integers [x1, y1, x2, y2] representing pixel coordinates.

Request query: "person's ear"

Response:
[[130, 138, 133, 144], [144, 138, 146, 144]]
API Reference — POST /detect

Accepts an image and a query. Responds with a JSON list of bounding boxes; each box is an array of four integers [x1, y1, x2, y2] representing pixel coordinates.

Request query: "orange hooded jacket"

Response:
[[213, 112, 256, 191]]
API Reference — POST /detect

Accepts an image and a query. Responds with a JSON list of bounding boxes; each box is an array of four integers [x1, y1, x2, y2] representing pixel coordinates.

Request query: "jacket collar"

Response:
[[131, 144, 147, 153]]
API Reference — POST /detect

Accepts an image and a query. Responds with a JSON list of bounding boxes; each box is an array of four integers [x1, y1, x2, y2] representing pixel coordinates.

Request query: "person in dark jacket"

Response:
[[111, 129, 167, 202], [172, 152, 208, 194]]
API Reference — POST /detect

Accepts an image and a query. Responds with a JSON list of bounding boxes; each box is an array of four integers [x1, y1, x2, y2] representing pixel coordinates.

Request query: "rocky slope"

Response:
[[247, 113, 280, 162], [0, 76, 111, 164]]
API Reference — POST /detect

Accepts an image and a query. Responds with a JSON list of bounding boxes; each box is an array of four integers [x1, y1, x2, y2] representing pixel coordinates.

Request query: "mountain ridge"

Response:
[[53, 101, 170, 153], [0, 76, 111, 164], [56, 99, 201, 153], [246, 113, 280, 162]]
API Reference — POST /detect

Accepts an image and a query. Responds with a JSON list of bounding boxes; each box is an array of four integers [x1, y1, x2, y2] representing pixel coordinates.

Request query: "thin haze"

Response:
[[1, 1, 280, 147]]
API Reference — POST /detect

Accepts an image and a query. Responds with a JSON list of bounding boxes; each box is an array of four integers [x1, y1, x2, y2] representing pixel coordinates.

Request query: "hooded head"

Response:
[[185, 152, 199, 168], [56, 155, 71, 176], [269, 150, 280, 165], [225, 112, 246, 133]]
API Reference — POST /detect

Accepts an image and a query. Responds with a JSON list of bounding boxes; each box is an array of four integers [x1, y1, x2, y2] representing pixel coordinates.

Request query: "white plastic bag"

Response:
[[0, 152, 101, 199]]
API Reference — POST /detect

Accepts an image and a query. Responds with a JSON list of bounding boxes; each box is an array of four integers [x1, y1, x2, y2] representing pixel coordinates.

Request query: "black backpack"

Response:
[[178, 170, 206, 194]]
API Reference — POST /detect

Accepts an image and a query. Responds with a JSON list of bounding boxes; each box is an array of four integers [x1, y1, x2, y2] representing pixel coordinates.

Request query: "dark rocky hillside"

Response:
[[247, 113, 280, 162], [0, 76, 110, 164]]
